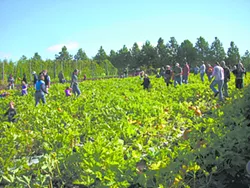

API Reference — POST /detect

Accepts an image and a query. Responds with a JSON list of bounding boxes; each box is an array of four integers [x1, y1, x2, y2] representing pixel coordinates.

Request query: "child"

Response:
[[4, 101, 17, 122], [164, 65, 173, 86], [65, 87, 72, 96], [8, 74, 15, 90], [141, 74, 150, 91], [140, 71, 144, 81], [21, 81, 28, 96], [0, 91, 10, 98]]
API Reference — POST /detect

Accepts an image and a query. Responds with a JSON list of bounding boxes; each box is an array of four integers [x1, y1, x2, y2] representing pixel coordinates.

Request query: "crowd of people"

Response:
[[141, 60, 246, 101], [1, 61, 247, 122], [2, 69, 82, 122]]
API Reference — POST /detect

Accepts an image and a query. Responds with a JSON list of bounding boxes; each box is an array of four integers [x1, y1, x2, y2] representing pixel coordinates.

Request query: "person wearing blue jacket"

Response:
[[35, 75, 48, 106]]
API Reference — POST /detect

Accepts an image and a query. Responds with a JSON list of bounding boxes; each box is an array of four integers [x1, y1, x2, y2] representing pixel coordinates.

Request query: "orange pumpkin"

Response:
[[195, 109, 202, 116]]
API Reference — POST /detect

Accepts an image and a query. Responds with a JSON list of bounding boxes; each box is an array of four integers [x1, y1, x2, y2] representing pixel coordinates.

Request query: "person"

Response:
[[71, 69, 81, 96], [22, 73, 27, 84], [141, 74, 150, 91], [173, 63, 182, 87], [200, 62, 206, 83], [65, 87, 72, 97], [194, 65, 199, 75], [0, 91, 10, 98], [58, 71, 65, 83], [4, 101, 17, 122], [32, 71, 38, 87], [83, 74, 87, 80], [43, 70, 51, 93], [8, 74, 15, 89], [210, 62, 224, 101], [35, 75, 48, 106], [139, 71, 144, 81], [164, 65, 172, 87], [206, 64, 213, 82], [21, 81, 28, 96], [221, 61, 230, 97], [232, 61, 246, 89], [182, 62, 190, 84]]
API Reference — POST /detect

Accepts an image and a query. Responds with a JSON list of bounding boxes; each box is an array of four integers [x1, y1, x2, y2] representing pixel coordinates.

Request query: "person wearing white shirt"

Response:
[[210, 62, 224, 101], [200, 62, 206, 83]]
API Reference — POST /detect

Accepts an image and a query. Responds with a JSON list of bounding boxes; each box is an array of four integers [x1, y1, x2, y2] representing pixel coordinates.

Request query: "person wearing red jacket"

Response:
[[182, 62, 190, 84]]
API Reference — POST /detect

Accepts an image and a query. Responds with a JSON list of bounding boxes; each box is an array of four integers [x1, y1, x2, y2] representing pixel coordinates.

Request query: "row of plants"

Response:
[[0, 74, 249, 187]]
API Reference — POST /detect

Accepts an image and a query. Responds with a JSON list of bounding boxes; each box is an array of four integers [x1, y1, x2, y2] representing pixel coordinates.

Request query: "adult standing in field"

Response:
[[164, 65, 172, 87], [8, 74, 15, 89], [221, 61, 230, 97], [173, 63, 183, 87], [194, 65, 199, 75], [71, 69, 81, 96], [206, 64, 213, 82], [210, 62, 224, 101], [32, 71, 38, 87], [42, 70, 51, 93], [200, 62, 206, 83], [232, 61, 246, 89], [182, 62, 190, 84], [58, 71, 65, 84], [35, 75, 48, 106]]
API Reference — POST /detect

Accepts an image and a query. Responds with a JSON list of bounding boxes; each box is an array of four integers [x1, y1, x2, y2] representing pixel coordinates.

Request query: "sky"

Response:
[[0, 0, 249, 61]]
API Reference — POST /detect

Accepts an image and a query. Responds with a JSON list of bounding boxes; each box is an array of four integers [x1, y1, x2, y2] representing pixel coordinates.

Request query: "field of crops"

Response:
[[0, 74, 250, 188]]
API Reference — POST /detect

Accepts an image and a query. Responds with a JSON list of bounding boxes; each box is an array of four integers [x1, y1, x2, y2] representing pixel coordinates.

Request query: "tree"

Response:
[[195, 36, 210, 63], [166, 37, 179, 65], [140, 40, 157, 68], [117, 45, 132, 70], [55, 46, 73, 75], [242, 50, 250, 70], [130, 43, 141, 69], [155, 37, 168, 68], [16, 55, 28, 80], [31, 52, 43, 74], [32, 53, 42, 61], [94, 46, 108, 64], [74, 48, 88, 61], [210, 37, 226, 64], [177, 40, 197, 67], [99, 59, 118, 76], [109, 50, 118, 68], [226, 41, 240, 67], [55, 46, 72, 62]]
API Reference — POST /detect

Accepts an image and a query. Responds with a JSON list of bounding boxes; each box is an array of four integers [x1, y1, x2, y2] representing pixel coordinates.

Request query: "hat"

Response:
[[32, 71, 36, 74]]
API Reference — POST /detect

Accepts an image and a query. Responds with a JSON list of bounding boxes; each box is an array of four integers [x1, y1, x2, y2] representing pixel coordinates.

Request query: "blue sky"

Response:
[[0, 0, 249, 61]]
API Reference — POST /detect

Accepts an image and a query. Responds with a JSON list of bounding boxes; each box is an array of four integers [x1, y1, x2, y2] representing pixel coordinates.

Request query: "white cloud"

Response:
[[0, 52, 11, 59], [47, 41, 79, 52]]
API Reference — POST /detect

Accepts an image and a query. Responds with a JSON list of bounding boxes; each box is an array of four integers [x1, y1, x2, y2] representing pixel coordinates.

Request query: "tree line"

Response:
[[0, 36, 250, 83]]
